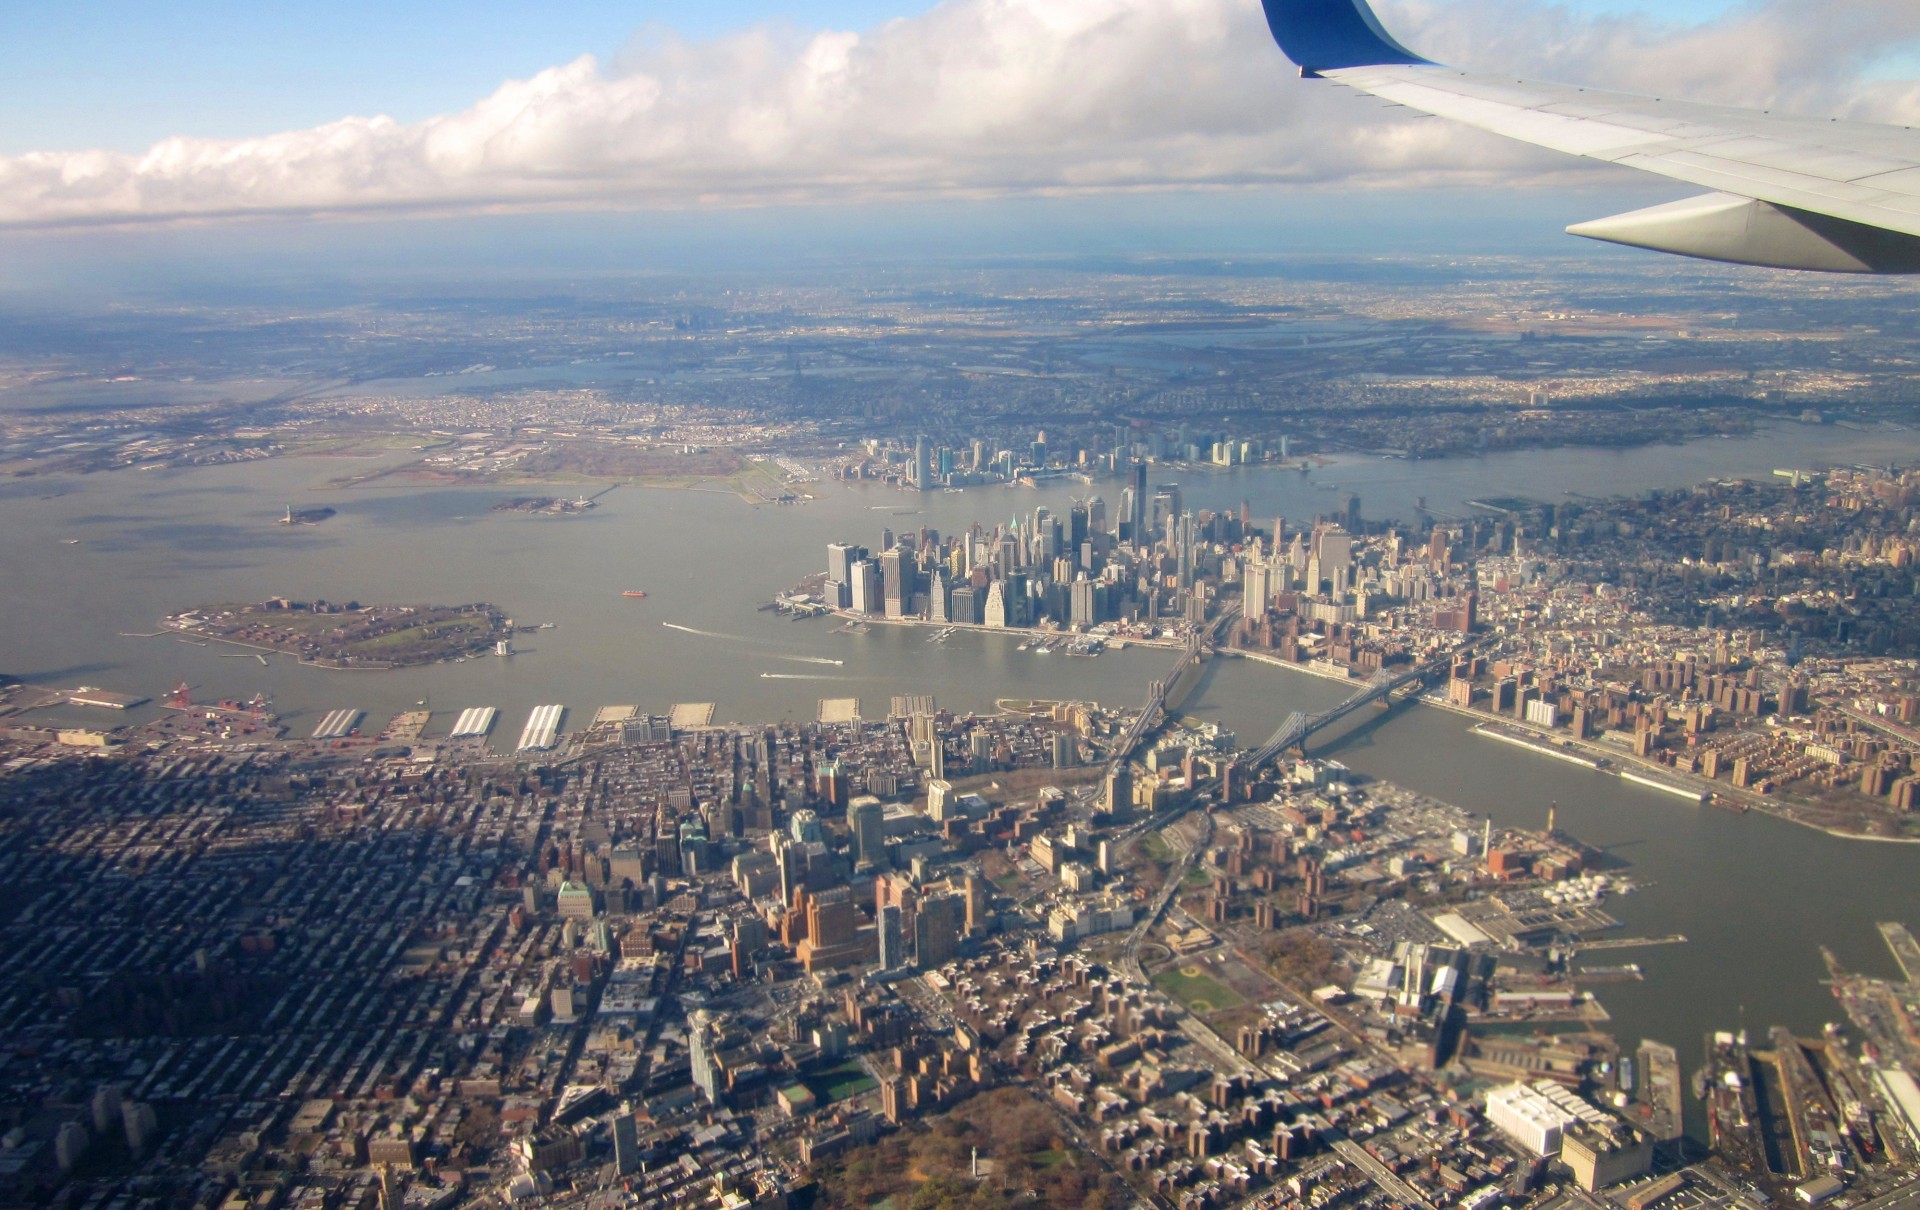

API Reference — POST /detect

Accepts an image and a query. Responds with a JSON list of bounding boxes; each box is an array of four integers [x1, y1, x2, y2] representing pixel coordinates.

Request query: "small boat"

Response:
[[622, 591, 648, 599]]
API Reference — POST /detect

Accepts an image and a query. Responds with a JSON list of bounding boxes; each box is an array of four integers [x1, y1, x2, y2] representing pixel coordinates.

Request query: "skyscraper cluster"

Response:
[[838, 427, 1283, 491], [823, 465, 1259, 631]]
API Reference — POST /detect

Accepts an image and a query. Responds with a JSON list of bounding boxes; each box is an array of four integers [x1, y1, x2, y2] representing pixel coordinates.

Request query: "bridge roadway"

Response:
[[1247, 649, 1463, 768], [1103, 605, 1240, 779], [1103, 637, 1196, 778]]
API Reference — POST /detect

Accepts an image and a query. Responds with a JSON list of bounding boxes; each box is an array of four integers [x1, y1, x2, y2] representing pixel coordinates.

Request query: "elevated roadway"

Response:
[[1330, 1136, 1435, 1210], [1102, 604, 1240, 778], [1247, 647, 1466, 768]]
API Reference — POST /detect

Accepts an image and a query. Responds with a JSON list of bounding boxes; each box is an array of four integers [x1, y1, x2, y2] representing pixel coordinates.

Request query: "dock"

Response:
[[1634, 1039, 1686, 1144], [770, 594, 829, 618], [449, 707, 497, 739], [380, 711, 431, 743], [1880, 921, 1920, 985], [516, 705, 565, 752], [668, 703, 714, 730], [1570, 934, 1687, 953], [1767, 1026, 1835, 1183], [311, 709, 364, 741], [593, 705, 639, 727], [1702, 1031, 1770, 1176], [890, 695, 936, 718], [818, 698, 861, 724], [66, 688, 150, 711]]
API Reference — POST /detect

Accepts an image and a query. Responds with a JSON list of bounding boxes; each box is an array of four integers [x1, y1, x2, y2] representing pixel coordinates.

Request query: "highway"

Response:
[[1861, 1181, 1920, 1210], [1330, 1136, 1434, 1210], [1111, 809, 1264, 1081], [1117, 815, 1203, 984]]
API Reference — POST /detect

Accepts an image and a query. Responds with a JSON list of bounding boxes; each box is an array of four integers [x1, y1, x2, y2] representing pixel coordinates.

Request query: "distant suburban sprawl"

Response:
[[0, 254, 1917, 1210]]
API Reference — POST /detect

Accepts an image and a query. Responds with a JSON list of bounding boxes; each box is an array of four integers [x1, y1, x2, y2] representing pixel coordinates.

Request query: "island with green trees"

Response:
[[163, 598, 511, 668]]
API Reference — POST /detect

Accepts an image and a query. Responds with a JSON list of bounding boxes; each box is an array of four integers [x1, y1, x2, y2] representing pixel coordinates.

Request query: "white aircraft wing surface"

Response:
[[1262, 0, 1920, 272]]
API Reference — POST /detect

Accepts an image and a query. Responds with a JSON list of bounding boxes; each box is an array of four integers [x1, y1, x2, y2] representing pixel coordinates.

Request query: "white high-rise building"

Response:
[[691, 1011, 722, 1103], [1243, 560, 1274, 615], [983, 581, 1007, 629], [1485, 1082, 1612, 1157], [926, 779, 955, 821]]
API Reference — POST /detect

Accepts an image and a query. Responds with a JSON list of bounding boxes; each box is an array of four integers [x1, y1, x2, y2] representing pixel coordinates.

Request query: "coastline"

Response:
[[825, 609, 1191, 654], [1227, 641, 1919, 846], [156, 620, 485, 672], [1226, 646, 1366, 686]]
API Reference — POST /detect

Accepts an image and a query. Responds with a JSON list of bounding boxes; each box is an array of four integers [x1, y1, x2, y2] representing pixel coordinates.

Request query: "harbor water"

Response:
[[2, 422, 1918, 1116]]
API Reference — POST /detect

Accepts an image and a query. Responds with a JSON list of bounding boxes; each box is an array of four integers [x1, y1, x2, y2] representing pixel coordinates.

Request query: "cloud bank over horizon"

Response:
[[5, 0, 1919, 229]]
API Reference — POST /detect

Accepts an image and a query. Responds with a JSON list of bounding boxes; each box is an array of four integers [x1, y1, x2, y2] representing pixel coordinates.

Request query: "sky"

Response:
[[1, 0, 1754, 156], [2, 0, 1918, 243]]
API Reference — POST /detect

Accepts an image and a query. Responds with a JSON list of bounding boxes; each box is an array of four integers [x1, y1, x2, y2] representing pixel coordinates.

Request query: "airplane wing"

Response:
[[1261, 0, 1920, 273]]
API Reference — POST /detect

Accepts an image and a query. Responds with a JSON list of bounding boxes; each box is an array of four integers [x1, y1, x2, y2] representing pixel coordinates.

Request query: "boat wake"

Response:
[[662, 622, 745, 641], [759, 672, 853, 681], [665, 622, 844, 666]]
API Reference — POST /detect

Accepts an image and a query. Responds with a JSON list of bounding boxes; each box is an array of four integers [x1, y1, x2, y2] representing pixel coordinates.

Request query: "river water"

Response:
[[1192, 660, 1920, 1122], [5, 422, 1919, 1103]]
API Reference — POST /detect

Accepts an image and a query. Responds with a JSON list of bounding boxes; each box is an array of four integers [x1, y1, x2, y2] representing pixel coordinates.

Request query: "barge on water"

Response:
[[1471, 722, 1605, 770], [1619, 770, 1709, 804]]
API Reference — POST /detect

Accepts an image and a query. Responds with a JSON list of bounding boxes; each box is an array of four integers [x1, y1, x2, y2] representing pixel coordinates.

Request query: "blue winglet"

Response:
[[1260, 0, 1429, 73]]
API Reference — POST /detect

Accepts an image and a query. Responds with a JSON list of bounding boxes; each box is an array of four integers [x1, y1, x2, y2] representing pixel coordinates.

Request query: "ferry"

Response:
[[622, 591, 648, 599]]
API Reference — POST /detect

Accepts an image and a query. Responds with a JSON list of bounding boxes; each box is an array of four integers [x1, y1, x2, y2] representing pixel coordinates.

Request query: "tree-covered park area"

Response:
[[811, 1087, 1131, 1209]]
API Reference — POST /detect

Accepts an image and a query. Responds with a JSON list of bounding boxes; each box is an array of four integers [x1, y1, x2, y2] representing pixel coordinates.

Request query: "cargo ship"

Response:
[[622, 591, 648, 599]]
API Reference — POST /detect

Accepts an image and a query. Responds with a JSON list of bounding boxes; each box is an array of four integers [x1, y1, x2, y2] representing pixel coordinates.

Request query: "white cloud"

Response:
[[1, 0, 1916, 227]]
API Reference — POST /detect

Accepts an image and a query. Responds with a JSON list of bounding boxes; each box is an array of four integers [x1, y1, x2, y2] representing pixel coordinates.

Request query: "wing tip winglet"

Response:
[[1261, 0, 1430, 72]]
